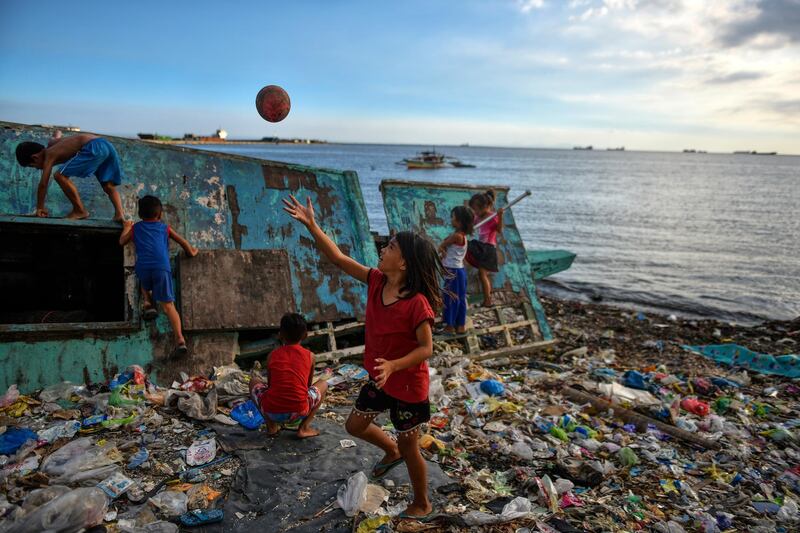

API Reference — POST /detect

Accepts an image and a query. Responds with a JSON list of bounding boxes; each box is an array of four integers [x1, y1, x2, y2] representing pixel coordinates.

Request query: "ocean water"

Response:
[[196, 143, 800, 325]]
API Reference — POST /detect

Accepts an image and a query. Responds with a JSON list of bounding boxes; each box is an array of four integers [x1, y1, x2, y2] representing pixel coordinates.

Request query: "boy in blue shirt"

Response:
[[15, 132, 126, 221], [120, 195, 198, 357]]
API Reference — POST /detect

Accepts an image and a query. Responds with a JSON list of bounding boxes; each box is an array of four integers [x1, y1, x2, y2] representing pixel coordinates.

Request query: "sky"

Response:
[[1, 0, 799, 152]]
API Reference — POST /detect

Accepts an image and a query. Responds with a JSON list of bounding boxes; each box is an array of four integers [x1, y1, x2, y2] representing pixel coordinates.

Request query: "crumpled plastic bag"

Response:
[[164, 388, 217, 420], [337, 471, 368, 517], [39, 381, 84, 403], [0, 384, 19, 408], [3, 487, 107, 533], [41, 437, 121, 482], [462, 496, 536, 526], [149, 490, 188, 517], [213, 365, 250, 397]]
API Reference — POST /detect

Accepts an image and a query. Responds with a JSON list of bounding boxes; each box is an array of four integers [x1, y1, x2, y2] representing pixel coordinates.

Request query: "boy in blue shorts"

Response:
[[15, 132, 126, 221], [120, 195, 198, 357]]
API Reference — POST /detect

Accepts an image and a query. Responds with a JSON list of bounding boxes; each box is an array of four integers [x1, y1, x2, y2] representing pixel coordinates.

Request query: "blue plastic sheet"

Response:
[[683, 344, 800, 379]]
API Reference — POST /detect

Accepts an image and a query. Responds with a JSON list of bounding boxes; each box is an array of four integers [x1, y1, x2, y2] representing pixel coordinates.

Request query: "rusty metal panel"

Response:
[[179, 249, 295, 331], [380, 179, 552, 340]]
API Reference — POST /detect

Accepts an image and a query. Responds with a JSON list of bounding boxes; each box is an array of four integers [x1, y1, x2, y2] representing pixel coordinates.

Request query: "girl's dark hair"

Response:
[[469, 189, 496, 211], [451, 205, 474, 234], [395, 231, 446, 311]]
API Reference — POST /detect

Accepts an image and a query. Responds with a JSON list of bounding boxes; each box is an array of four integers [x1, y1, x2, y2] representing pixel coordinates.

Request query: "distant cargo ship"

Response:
[[573, 145, 593, 150], [734, 150, 777, 155], [606, 146, 625, 151]]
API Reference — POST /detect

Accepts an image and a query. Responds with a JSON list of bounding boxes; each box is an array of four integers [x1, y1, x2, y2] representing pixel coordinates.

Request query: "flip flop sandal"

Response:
[[179, 509, 224, 527], [397, 509, 438, 523], [171, 344, 189, 359], [143, 308, 158, 321], [370, 457, 404, 480]]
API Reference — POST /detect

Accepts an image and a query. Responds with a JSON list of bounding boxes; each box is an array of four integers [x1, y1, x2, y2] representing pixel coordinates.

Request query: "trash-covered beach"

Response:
[[1, 296, 797, 532]]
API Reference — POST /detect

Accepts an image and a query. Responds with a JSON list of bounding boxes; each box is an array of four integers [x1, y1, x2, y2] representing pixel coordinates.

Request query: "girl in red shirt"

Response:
[[465, 190, 504, 307], [283, 195, 445, 521]]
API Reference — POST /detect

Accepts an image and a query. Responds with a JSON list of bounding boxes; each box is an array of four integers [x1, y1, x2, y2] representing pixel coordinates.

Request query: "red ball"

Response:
[[255, 85, 291, 123]]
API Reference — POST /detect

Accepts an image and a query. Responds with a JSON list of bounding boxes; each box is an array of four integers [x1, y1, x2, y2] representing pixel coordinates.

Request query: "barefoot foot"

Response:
[[296, 426, 320, 438], [400, 502, 434, 518], [65, 209, 89, 220]]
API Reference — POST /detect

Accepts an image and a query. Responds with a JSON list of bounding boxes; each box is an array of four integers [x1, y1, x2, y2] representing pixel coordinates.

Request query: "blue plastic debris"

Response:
[[480, 379, 505, 396], [683, 344, 800, 379], [231, 400, 265, 430], [622, 370, 648, 390], [0, 427, 38, 455]]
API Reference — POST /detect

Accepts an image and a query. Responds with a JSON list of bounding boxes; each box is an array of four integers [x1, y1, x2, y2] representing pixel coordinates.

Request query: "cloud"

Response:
[[707, 71, 767, 84], [719, 0, 800, 47], [517, 0, 545, 13]]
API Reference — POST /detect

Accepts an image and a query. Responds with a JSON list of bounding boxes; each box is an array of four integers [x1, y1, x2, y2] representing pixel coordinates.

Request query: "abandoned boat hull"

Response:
[[0, 121, 377, 392]]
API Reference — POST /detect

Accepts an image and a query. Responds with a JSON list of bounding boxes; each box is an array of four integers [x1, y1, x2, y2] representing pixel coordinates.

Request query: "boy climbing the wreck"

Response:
[[15, 132, 126, 221], [248, 313, 329, 438], [283, 194, 445, 521], [120, 195, 198, 357]]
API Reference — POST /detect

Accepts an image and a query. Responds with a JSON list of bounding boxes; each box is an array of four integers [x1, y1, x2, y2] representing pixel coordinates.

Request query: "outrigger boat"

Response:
[[398, 149, 475, 169]]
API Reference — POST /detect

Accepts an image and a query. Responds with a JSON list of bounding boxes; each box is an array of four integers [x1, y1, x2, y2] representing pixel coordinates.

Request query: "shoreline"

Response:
[[537, 293, 799, 363]]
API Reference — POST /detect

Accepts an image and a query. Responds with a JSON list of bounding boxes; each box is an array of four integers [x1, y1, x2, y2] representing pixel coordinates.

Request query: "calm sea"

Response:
[[197, 143, 800, 325]]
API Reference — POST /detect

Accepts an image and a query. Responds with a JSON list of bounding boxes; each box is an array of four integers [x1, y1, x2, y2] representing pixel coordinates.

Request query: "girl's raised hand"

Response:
[[282, 195, 315, 227]]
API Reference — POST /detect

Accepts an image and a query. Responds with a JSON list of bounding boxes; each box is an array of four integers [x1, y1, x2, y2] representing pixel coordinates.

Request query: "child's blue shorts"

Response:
[[59, 138, 124, 185], [136, 268, 175, 303]]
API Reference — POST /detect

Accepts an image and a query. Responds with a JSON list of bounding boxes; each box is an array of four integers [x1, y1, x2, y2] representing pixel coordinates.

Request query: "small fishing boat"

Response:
[[526, 249, 577, 280], [398, 149, 475, 169], [403, 150, 447, 169]]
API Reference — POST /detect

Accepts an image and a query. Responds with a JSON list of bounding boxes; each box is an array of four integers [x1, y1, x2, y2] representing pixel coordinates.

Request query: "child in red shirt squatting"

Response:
[[283, 195, 446, 521], [249, 313, 328, 438]]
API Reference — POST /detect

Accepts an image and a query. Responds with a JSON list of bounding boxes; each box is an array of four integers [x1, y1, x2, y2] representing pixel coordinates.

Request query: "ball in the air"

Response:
[[256, 85, 291, 122]]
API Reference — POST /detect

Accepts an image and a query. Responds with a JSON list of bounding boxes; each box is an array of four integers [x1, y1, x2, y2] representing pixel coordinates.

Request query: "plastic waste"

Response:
[[149, 490, 188, 517], [618, 447, 639, 467], [510, 441, 534, 460], [623, 370, 648, 390], [480, 379, 505, 396], [186, 438, 217, 466], [110, 365, 146, 390], [0, 428, 38, 455], [336, 471, 368, 517], [534, 475, 558, 513], [462, 496, 533, 526], [38, 420, 81, 443], [98, 471, 135, 498], [681, 397, 710, 417], [41, 437, 120, 478], [4, 487, 108, 533], [230, 399, 264, 430], [0, 384, 19, 408], [39, 381, 84, 402], [128, 447, 150, 469], [360, 484, 389, 514], [776, 497, 798, 522]]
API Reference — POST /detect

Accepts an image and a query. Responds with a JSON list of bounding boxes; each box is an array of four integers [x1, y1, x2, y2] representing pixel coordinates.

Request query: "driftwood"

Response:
[[562, 386, 721, 451]]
